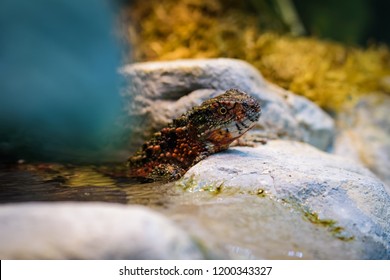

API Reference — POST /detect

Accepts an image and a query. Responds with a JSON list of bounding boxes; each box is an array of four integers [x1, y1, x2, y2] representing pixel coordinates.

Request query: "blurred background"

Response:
[[123, 0, 390, 110], [295, 0, 390, 45]]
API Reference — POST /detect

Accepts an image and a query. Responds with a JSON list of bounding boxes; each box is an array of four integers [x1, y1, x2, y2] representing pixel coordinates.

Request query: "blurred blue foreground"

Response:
[[0, 0, 124, 162]]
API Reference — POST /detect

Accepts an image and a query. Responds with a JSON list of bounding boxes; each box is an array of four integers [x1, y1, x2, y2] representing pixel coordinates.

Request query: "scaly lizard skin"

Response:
[[128, 89, 261, 181]]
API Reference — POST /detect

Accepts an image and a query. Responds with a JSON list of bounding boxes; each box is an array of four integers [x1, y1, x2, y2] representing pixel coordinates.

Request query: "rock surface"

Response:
[[121, 58, 334, 153], [0, 202, 204, 259], [168, 140, 390, 259], [334, 92, 390, 191]]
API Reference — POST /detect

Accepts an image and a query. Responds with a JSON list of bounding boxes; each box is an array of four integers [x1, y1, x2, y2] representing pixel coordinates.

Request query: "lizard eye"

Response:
[[218, 106, 227, 115]]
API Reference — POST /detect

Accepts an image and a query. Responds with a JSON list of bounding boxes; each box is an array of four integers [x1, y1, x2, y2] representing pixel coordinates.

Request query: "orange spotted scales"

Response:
[[127, 89, 261, 181]]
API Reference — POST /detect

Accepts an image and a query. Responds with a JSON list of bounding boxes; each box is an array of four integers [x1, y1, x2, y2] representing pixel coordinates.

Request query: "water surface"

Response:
[[0, 163, 176, 207]]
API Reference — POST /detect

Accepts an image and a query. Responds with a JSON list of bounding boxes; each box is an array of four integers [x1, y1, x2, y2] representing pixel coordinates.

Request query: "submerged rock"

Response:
[[121, 58, 334, 153], [0, 202, 204, 259], [170, 140, 390, 259], [334, 92, 390, 190]]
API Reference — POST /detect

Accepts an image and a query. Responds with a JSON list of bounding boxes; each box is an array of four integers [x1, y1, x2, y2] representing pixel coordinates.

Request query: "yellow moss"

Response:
[[252, 35, 390, 109], [124, 0, 390, 111]]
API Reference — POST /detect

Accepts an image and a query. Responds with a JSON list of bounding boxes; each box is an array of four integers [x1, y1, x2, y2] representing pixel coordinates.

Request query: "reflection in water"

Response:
[[0, 163, 177, 207]]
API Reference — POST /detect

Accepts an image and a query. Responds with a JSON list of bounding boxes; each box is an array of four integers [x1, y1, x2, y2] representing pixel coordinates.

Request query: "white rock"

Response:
[[334, 92, 390, 189], [0, 202, 203, 259], [172, 140, 390, 259]]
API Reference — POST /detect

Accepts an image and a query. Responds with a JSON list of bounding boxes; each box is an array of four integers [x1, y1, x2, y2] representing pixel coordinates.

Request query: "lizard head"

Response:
[[187, 88, 261, 147]]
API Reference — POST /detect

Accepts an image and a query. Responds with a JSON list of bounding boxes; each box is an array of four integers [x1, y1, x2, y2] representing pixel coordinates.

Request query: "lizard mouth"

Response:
[[206, 114, 259, 145], [231, 117, 257, 136], [228, 95, 261, 137], [226, 116, 258, 138]]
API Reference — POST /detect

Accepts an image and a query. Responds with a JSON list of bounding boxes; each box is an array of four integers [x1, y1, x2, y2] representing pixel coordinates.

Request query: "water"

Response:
[[0, 163, 177, 207]]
